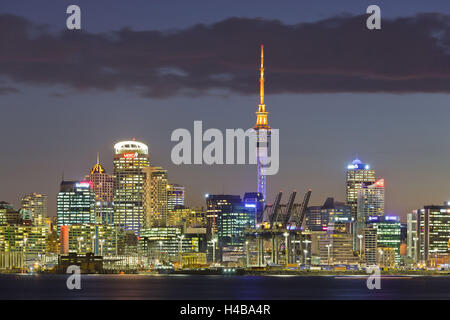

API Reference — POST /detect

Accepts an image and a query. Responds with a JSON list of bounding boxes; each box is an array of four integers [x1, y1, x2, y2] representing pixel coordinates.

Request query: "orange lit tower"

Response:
[[254, 45, 271, 201]]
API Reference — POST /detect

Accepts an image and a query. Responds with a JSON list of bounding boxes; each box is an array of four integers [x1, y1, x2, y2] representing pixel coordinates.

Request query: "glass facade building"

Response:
[[113, 140, 150, 236]]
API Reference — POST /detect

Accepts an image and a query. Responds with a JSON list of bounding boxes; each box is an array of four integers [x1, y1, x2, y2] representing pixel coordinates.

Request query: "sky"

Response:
[[1, 1, 450, 220]]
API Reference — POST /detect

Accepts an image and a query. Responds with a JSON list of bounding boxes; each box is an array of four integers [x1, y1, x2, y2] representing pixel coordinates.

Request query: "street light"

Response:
[[326, 243, 332, 266]]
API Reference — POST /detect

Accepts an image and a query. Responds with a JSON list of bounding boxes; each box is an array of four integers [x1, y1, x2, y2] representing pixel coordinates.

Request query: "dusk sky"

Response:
[[1, 0, 450, 220]]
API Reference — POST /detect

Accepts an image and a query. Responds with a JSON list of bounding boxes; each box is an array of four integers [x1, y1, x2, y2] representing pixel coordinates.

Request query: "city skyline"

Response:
[[3, 1, 450, 221]]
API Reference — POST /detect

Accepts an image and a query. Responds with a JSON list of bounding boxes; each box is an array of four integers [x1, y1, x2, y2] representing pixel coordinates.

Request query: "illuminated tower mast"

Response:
[[254, 45, 270, 201]]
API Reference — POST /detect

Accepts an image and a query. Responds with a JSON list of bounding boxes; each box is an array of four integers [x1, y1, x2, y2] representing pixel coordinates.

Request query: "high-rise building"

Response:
[[206, 195, 251, 249], [356, 179, 385, 243], [412, 204, 450, 266], [167, 206, 206, 228], [363, 227, 377, 265], [167, 184, 184, 212], [346, 158, 376, 223], [113, 140, 150, 235], [86, 156, 114, 225], [243, 192, 265, 228], [144, 166, 168, 227], [407, 212, 418, 261], [254, 45, 271, 202], [0, 202, 21, 225], [21, 193, 47, 226], [370, 215, 401, 265], [319, 223, 357, 265], [0, 225, 48, 254], [57, 181, 95, 234], [306, 197, 352, 231]]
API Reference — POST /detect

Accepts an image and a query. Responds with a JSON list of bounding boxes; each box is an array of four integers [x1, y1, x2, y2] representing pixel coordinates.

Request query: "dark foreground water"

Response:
[[0, 274, 448, 299]]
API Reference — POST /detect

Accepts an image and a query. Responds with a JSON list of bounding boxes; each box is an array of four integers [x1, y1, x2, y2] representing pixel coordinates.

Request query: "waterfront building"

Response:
[[21, 193, 47, 226], [143, 166, 168, 227], [363, 227, 377, 265], [318, 223, 357, 265], [370, 215, 401, 264], [57, 181, 95, 233], [411, 204, 450, 266], [407, 212, 418, 262], [86, 156, 114, 224], [113, 140, 150, 235], [59, 224, 124, 255], [0, 224, 48, 254]]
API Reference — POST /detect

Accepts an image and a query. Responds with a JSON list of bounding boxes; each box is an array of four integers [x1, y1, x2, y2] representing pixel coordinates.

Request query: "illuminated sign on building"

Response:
[[123, 152, 138, 159]]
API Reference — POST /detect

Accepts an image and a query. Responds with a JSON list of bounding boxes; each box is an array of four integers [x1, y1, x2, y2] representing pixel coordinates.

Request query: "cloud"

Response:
[[0, 87, 19, 95], [1, 13, 450, 98]]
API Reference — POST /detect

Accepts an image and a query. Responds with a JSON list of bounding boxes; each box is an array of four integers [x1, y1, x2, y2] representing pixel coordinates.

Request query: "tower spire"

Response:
[[254, 44, 270, 130]]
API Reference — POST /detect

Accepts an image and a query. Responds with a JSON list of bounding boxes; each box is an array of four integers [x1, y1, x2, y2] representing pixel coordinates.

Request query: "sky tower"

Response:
[[254, 44, 271, 201]]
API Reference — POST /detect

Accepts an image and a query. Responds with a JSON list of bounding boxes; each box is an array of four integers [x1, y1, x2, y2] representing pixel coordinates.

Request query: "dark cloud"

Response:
[[0, 87, 19, 95], [1, 13, 450, 97]]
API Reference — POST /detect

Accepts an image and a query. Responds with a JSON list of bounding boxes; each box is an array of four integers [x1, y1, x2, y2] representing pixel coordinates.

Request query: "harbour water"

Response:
[[0, 274, 449, 299]]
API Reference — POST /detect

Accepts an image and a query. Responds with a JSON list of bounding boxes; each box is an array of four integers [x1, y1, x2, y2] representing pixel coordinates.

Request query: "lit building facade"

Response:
[[318, 223, 357, 265], [0, 225, 48, 254], [168, 206, 206, 228], [356, 179, 385, 242], [306, 198, 352, 232], [86, 157, 114, 225], [57, 181, 95, 234], [21, 193, 47, 226], [243, 192, 265, 228], [144, 166, 168, 227], [370, 215, 401, 264], [167, 184, 184, 211], [113, 140, 150, 235], [346, 158, 376, 228], [412, 204, 450, 265], [59, 224, 124, 255]]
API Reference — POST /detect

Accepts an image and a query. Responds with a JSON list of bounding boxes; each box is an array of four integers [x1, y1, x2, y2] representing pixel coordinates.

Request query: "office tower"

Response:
[[243, 192, 265, 228], [113, 140, 150, 235], [168, 206, 206, 228], [356, 179, 385, 242], [86, 156, 114, 224], [407, 212, 418, 261], [144, 166, 168, 227], [57, 181, 95, 234], [0, 225, 48, 254], [363, 227, 377, 265], [346, 158, 376, 223], [413, 204, 450, 266], [306, 198, 352, 231], [254, 45, 271, 202], [21, 193, 47, 226], [0, 202, 21, 225], [167, 184, 184, 211], [370, 215, 401, 265], [318, 223, 357, 265], [206, 195, 251, 249], [139, 227, 207, 260], [59, 224, 124, 255]]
